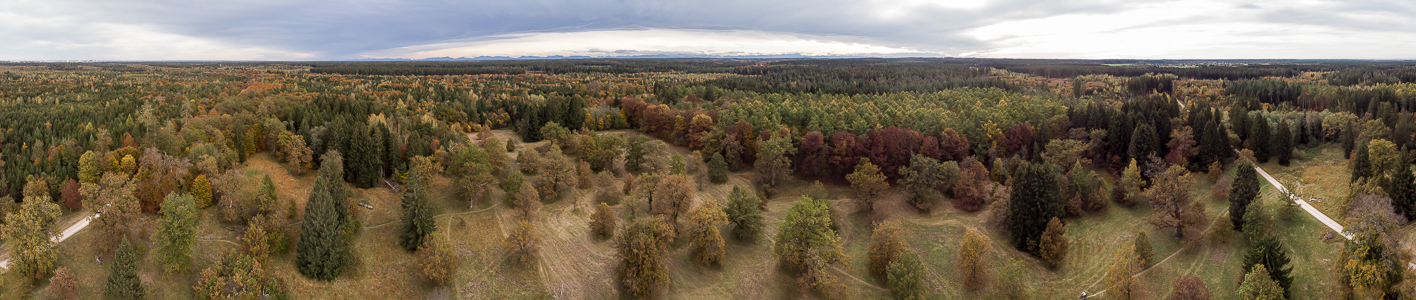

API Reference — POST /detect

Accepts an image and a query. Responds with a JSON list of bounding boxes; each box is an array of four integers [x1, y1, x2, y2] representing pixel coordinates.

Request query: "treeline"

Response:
[[693, 59, 1019, 95], [307, 59, 755, 76], [1324, 67, 1416, 86]]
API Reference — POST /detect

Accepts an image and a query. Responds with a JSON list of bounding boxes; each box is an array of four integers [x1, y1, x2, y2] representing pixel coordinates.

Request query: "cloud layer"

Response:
[[2, 0, 1413, 60]]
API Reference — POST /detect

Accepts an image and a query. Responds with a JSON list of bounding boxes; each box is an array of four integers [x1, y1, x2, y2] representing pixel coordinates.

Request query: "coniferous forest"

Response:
[[2, 59, 1416, 299]]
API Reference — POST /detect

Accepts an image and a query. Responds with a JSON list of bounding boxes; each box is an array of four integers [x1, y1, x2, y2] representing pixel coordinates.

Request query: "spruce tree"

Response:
[[1229, 163, 1260, 231], [1248, 115, 1271, 163], [106, 238, 145, 299], [1128, 123, 1158, 161], [1352, 141, 1372, 183], [1008, 162, 1063, 254], [708, 152, 729, 184], [1274, 120, 1293, 166], [296, 154, 352, 281], [1389, 149, 1415, 219], [1342, 123, 1356, 159], [399, 187, 436, 251], [1243, 235, 1293, 299]]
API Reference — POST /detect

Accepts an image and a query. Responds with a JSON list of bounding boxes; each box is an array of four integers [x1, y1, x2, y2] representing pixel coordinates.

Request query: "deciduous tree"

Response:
[[1039, 217, 1069, 269], [957, 228, 990, 292], [505, 220, 540, 267], [887, 250, 926, 300], [1147, 165, 1205, 240], [755, 134, 796, 188], [1167, 274, 1213, 300], [687, 202, 727, 267], [617, 218, 674, 298], [156, 192, 199, 274], [2, 192, 61, 280], [590, 202, 617, 238], [869, 220, 907, 283], [417, 236, 458, 286], [847, 158, 888, 212], [725, 186, 764, 242], [898, 154, 943, 212]]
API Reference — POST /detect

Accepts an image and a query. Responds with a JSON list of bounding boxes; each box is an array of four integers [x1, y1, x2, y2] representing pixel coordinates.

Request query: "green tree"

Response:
[[754, 134, 796, 188], [2, 192, 62, 280], [194, 252, 266, 299], [847, 158, 888, 213], [1249, 115, 1272, 163], [399, 187, 436, 251], [1236, 264, 1286, 300], [257, 174, 279, 216], [1230, 164, 1261, 231], [887, 250, 926, 300], [296, 154, 353, 281], [1135, 231, 1155, 267], [502, 171, 525, 206], [995, 258, 1031, 299], [156, 192, 199, 274], [1129, 122, 1159, 161], [1274, 121, 1294, 166], [708, 152, 729, 184], [774, 196, 846, 293], [1008, 162, 1063, 254], [724, 186, 764, 242], [1243, 235, 1293, 299], [482, 137, 511, 178], [1390, 149, 1416, 219], [105, 238, 145, 299], [79, 150, 108, 184], [898, 154, 944, 212], [1352, 141, 1372, 183]]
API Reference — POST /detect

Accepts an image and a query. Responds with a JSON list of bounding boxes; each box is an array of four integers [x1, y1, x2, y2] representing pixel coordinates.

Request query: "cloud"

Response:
[[1, 0, 1413, 60], [367, 29, 928, 59]]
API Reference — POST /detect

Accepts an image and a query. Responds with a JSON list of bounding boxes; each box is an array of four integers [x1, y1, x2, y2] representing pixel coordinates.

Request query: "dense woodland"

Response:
[[2, 59, 1416, 299]]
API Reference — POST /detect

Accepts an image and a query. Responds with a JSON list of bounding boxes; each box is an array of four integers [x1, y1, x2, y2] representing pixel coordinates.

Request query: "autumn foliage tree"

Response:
[[1038, 217, 1069, 269], [417, 236, 459, 286], [687, 202, 727, 267], [1167, 274, 1213, 300], [505, 220, 540, 267], [957, 228, 990, 292], [1146, 165, 1206, 240], [869, 220, 908, 283], [2, 191, 62, 281], [591, 202, 617, 239], [617, 218, 674, 298]]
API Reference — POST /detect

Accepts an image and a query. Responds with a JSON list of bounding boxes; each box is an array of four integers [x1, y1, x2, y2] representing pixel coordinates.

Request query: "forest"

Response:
[[2, 58, 1416, 299]]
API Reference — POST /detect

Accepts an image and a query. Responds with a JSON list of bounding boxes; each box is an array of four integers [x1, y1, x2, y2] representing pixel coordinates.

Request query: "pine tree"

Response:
[[399, 187, 436, 251], [1274, 120, 1293, 166], [1231, 163, 1261, 231], [1243, 235, 1293, 299], [105, 238, 144, 299]]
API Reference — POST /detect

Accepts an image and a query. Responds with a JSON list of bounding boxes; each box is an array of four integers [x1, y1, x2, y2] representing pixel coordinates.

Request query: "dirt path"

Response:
[[1, 212, 98, 270]]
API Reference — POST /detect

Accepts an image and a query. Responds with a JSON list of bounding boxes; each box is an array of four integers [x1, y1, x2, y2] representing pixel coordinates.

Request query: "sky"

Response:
[[2, 0, 1413, 61]]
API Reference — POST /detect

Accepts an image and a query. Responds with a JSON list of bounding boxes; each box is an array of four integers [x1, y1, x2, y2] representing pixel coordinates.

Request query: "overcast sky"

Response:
[[2, 0, 1413, 61]]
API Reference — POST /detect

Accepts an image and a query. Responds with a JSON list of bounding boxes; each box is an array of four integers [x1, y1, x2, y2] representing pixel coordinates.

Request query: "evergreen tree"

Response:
[[1128, 123, 1159, 161], [1352, 141, 1372, 183], [1391, 149, 1416, 219], [296, 154, 353, 281], [105, 238, 144, 299], [1274, 120, 1293, 166], [707, 152, 729, 184], [1008, 162, 1063, 254], [1342, 123, 1356, 159], [1243, 235, 1293, 299], [1230, 163, 1261, 231], [399, 187, 436, 251], [1249, 115, 1272, 163], [1236, 264, 1285, 300], [1134, 231, 1154, 266]]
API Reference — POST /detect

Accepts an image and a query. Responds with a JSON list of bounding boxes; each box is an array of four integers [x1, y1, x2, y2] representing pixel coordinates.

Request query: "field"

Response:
[[3, 130, 1356, 299]]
